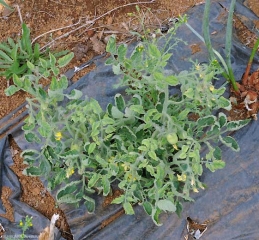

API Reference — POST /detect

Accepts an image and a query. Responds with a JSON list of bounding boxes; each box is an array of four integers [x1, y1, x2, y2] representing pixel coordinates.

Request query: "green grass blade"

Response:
[[7, 37, 16, 48], [248, 38, 259, 64], [225, 0, 236, 73], [21, 23, 33, 56], [0, 0, 12, 9], [225, 0, 238, 90], [0, 43, 12, 54], [202, 0, 215, 60], [0, 49, 13, 62], [242, 37, 259, 84]]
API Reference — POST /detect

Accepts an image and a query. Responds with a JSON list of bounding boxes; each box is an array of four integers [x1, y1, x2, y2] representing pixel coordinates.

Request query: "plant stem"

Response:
[[202, 0, 214, 60], [242, 37, 259, 85], [162, 85, 169, 121], [202, 0, 238, 91], [225, 0, 238, 91]]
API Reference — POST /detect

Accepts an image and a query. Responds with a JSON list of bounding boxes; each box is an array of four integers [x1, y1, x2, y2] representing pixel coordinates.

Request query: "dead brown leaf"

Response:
[[90, 34, 106, 54]]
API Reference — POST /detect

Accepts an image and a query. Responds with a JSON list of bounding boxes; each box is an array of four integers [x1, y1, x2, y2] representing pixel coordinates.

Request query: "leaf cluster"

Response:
[[0, 23, 69, 80], [6, 18, 250, 226]]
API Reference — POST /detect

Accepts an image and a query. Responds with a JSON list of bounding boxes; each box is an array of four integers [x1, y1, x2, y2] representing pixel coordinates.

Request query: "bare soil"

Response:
[[0, 0, 258, 239]]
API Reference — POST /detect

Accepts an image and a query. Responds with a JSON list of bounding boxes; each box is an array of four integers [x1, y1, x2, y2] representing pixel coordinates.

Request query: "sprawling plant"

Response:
[[5, 16, 249, 225]]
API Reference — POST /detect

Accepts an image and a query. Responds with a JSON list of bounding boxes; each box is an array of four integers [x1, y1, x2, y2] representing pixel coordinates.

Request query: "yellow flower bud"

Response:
[[66, 168, 75, 178], [177, 174, 187, 182], [121, 163, 129, 171], [55, 132, 62, 141], [209, 85, 215, 92], [195, 64, 200, 71]]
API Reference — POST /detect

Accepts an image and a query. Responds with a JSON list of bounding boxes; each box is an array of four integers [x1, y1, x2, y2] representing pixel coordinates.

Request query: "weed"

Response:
[[6, 216, 33, 240], [5, 9, 249, 225], [0, 23, 69, 83]]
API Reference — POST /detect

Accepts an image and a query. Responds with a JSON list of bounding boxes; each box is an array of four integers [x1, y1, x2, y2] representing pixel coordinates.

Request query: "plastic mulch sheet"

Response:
[[1, 0, 259, 239]]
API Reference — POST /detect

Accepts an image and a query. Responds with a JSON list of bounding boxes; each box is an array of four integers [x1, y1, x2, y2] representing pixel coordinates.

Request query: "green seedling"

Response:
[[0, 23, 69, 81], [6, 216, 33, 240]]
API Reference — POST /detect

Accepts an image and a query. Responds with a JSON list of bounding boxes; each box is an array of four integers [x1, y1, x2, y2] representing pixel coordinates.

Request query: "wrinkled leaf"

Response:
[[112, 195, 125, 204], [197, 115, 216, 127], [23, 166, 42, 176], [88, 142, 96, 154], [102, 175, 111, 196], [106, 35, 116, 54], [123, 202, 134, 215], [143, 201, 152, 215], [220, 136, 239, 151], [83, 195, 95, 213], [115, 94, 125, 111], [157, 199, 176, 212], [4, 85, 20, 96], [58, 52, 74, 67]]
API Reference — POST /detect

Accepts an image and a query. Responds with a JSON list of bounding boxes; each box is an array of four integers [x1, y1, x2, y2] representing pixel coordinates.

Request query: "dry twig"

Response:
[[32, 17, 89, 44], [35, 0, 155, 50], [15, 4, 23, 24]]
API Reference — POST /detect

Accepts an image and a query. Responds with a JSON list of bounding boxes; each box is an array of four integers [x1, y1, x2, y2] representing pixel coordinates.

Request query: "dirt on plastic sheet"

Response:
[[6, 136, 73, 239], [244, 0, 259, 17]]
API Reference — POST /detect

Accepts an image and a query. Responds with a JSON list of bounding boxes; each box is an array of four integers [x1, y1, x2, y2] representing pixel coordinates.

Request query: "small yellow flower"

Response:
[[121, 163, 129, 171], [66, 168, 74, 178], [193, 187, 199, 193], [209, 85, 215, 92], [195, 64, 200, 71], [29, 222, 33, 227], [137, 45, 144, 52], [173, 144, 178, 150], [55, 132, 62, 141], [108, 156, 114, 162], [128, 174, 137, 181], [19, 221, 23, 226], [177, 174, 187, 182]]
